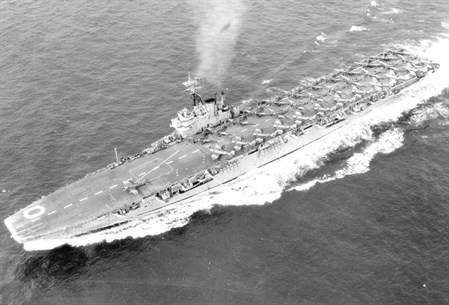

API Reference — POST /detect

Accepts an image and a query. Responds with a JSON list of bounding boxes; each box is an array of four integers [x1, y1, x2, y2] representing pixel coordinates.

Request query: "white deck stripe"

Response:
[[16, 224, 24, 229], [79, 197, 88, 202], [64, 204, 73, 209], [48, 211, 56, 215], [265, 119, 270, 122], [109, 184, 118, 189], [217, 139, 224, 143], [31, 217, 41, 222], [192, 149, 200, 153], [134, 150, 179, 184], [138, 172, 146, 176], [179, 154, 187, 159], [166, 151, 179, 161], [241, 129, 247, 132], [94, 191, 103, 195], [166, 160, 173, 165]]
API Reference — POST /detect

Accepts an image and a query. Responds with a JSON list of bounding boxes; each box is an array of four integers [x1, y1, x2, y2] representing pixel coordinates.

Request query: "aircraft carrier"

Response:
[[4, 48, 439, 249]]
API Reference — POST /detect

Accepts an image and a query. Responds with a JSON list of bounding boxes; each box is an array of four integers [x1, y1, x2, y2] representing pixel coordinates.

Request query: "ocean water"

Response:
[[1, 0, 449, 304]]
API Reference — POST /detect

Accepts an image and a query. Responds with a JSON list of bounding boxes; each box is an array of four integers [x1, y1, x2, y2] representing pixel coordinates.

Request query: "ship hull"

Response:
[[6, 76, 419, 244], [4, 49, 440, 249]]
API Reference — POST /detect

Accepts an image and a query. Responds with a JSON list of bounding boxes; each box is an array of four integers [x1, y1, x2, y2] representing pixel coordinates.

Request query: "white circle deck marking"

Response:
[[23, 205, 45, 219]]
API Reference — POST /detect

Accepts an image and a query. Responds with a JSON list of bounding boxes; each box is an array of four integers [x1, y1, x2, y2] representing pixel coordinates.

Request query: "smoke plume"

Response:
[[193, 0, 247, 88]]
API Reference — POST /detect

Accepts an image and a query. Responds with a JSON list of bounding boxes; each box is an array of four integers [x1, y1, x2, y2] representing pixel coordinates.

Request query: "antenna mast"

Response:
[[182, 73, 203, 106], [114, 148, 119, 164]]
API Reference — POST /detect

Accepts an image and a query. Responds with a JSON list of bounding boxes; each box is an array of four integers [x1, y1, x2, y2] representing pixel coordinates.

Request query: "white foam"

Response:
[[370, 16, 394, 24], [23, 35, 449, 251], [409, 102, 449, 126], [350, 25, 369, 32], [370, 1, 378, 7], [315, 32, 328, 43], [261, 79, 272, 85], [442, 22, 449, 29], [434, 103, 449, 117], [409, 107, 439, 126], [291, 128, 404, 192], [381, 8, 403, 15]]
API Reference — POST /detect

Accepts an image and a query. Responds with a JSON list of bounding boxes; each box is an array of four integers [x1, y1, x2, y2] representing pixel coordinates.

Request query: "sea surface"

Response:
[[1, 0, 449, 304]]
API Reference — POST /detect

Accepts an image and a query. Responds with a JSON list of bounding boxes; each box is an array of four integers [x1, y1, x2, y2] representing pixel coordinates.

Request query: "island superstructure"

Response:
[[4, 49, 439, 249]]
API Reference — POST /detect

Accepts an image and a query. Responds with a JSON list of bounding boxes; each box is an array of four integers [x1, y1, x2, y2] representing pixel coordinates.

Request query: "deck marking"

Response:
[[130, 158, 163, 179], [79, 197, 88, 202], [241, 129, 247, 132], [48, 211, 57, 215], [192, 149, 200, 154], [16, 224, 24, 229], [166, 160, 173, 165], [265, 119, 271, 122], [23, 205, 45, 219], [217, 139, 224, 143], [135, 151, 178, 183], [94, 191, 103, 195], [109, 184, 118, 189], [31, 217, 41, 223], [162, 150, 179, 163], [17, 222, 42, 233], [179, 154, 187, 160], [64, 204, 73, 209]]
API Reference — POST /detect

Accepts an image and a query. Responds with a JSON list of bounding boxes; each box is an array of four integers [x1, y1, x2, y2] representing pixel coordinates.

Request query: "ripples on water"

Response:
[[1, 0, 449, 304]]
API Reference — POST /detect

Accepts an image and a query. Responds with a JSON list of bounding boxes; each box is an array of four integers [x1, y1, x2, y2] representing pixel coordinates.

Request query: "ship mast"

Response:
[[183, 73, 203, 106]]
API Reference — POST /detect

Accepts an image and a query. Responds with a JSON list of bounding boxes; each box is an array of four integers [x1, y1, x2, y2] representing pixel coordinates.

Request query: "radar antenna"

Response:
[[183, 72, 202, 95], [183, 73, 203, 105]]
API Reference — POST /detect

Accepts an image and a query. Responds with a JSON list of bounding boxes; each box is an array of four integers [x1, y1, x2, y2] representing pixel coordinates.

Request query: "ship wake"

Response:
[[23, 35, 449, 251], [290, 128, 404, 192]]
